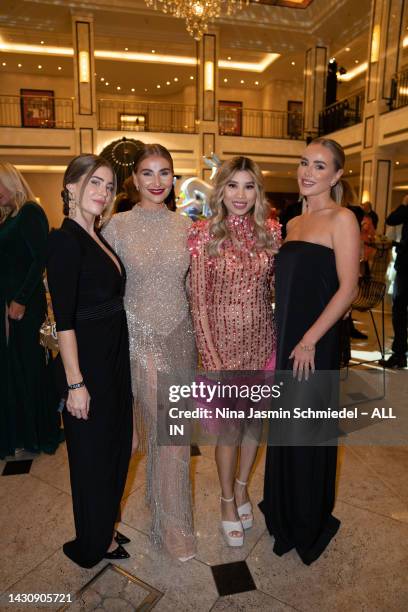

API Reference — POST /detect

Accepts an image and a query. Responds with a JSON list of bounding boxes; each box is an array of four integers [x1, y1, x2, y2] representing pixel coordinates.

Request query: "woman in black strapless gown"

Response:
[[260, 138, 360, 565]]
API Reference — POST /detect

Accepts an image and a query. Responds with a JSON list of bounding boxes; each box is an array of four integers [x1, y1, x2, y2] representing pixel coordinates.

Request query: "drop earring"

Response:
[[68, 191, 76, 218]]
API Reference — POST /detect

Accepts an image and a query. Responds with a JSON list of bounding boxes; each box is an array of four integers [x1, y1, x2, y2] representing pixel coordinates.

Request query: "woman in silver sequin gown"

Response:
[[103, 144, 196, 561]]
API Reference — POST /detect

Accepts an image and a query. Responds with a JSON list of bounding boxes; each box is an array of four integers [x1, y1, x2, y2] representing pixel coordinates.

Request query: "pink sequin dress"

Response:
[[188, 214, 280, 371]]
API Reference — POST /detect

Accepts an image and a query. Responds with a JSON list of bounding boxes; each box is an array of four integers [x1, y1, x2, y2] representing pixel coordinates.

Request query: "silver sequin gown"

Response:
[[103, 205, 196, 559]]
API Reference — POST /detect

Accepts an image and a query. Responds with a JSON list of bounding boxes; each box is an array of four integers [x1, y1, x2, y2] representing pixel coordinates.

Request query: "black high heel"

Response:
[[104, 543, 130, 560], [115, 530, 131, 545]]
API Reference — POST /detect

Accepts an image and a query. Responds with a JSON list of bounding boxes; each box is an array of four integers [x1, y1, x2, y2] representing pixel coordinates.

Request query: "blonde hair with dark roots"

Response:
[[208, 156, 276, 257], [62, 154, 117, 226], [308, 137, 345, 204], [0, 162, 36, 222]]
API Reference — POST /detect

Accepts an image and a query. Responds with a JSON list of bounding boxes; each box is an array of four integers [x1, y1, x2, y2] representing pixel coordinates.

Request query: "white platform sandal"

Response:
[[220, 495, 244, 547], [235, 478, 254, 530]]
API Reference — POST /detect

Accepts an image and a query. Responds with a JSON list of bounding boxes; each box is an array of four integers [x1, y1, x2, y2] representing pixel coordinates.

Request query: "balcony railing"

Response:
[[318, 89, 365, 136], [0, 94, 74, 129], [97, 99, 197, 134], [389, 67, 408, 111], [218, 106, 304, 139]]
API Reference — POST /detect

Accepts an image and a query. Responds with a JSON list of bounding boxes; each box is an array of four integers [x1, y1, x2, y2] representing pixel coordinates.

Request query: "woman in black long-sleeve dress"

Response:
[[47, 154, 133, 568], [260, 138, 360, 565]]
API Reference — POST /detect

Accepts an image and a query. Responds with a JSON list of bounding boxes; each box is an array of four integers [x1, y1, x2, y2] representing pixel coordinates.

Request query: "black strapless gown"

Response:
[[260, 241, 341, 565]]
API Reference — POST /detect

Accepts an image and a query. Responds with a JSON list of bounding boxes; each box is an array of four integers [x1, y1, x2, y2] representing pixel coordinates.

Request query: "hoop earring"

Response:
[[68, 191, 76, 218]]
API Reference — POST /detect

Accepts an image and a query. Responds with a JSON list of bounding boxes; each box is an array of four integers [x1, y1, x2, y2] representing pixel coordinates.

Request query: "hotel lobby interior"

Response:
[[0, 0, 407, 610]]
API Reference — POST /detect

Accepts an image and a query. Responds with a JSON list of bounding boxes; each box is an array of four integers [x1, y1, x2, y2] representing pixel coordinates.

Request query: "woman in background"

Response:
[[188, 156, 280, 547], [260, 138, 360, 565], [0, 162, 61, 459], [47, 154, 133, 567]]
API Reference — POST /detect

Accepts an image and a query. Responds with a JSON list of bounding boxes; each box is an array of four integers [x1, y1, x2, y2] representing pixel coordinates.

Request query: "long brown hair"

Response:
[[133, 143, 174, 174], [62, 154, 116, 225], [208, 156, 277, 256]]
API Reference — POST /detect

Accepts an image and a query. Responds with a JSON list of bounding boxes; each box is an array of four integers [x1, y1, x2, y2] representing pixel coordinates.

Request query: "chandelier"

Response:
[[145, 0, 249, 40]]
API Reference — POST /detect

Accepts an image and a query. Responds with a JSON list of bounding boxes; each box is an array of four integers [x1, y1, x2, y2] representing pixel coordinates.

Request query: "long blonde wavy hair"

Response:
[[0, 162, 36, 222], [208, 156, 276, 256]]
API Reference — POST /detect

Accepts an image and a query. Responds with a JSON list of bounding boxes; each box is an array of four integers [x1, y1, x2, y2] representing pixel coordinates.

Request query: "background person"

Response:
[[0, 162, 62, 459]]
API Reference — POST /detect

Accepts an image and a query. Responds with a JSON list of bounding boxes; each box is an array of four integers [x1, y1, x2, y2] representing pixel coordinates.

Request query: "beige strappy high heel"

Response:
[[220, 495, 244, 547], [235, 478, 254, 530]]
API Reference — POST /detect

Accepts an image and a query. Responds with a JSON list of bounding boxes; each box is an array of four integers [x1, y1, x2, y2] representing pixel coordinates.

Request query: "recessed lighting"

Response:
[[131, 87, 135, 92], [116, 86, 121, 90], [227, 56, 232, 60], [125, 47, 128, 51], [105, 82, 109, 86], [174, 77, 178, 82], [38, 65, 42, 69], [240, 79, 245, 84], [349, 169, 353, 173], [291, 61, 296, 66], [345, 47, 351, 52], [2, 62, 6, 66], [57, 66, 62, 70], [157, 84, 161, 88], [223, 78, 228, 83], [152, 49, 156, 54], [144, 88, 148, 92], [190, 75, 194, 80], [355, 59, 359, 64], [100, 77, 104, 82], [396, 161, 400, 165], [18, 63, 22, 68], [166, 81, 171, 85], [40, 40, 44, 45], [255, 81, 259, 85]]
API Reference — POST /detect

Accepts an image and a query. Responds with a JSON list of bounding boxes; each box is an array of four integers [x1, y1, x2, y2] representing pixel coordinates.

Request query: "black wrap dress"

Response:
[[47, 218, 132, 568]]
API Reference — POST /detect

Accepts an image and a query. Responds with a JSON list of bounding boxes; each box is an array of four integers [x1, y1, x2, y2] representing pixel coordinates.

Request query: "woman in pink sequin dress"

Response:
[[188, 156, 280, 547]]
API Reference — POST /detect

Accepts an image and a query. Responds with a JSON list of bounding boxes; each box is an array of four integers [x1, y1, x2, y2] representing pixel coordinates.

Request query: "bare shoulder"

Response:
[[332, 206, 360, 231]]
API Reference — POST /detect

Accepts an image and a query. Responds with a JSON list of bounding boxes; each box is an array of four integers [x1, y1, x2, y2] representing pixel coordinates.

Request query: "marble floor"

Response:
[[0, 311, 407, 611]]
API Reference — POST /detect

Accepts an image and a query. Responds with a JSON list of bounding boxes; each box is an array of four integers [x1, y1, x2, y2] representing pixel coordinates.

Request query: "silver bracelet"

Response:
[[67, 381, 85, 390]]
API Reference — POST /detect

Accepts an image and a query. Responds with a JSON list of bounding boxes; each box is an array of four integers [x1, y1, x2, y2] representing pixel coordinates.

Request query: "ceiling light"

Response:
[[144, 88, 148, 91], [38, 64, 42, 69], [240, 79, 245, 84], [125, 47, 128, 51], [219, 54, 279, 73], [166, 81, 171, 85], [291, 61, 296, 66], [190, 75, 194, 80], [145, 1, 247, 40], [100, 77, 105, 81], [18, 63, 22, 67], [227, 56, 232, 60], [174, 77, 179, 82], [57, 66, 62, 70], [349, 169, 353, 173], [396, 161, 400, 165], [152, 49, 156, 54], [255, 80, 259, 85], [345, 47, 351, 52], [2, 62, 6, 66], [223, 78, 228, 83], [157, 84, 161, 88], [116, 86, 121, 90], [105, 82, 109, 85], [131, 87, 135, 92], [355, 59, 359, 64], [40, 40, 44, 45]]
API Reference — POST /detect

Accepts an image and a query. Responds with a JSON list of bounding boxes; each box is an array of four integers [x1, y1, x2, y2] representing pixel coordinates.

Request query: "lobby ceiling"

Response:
[[0, 0, 370, 97]]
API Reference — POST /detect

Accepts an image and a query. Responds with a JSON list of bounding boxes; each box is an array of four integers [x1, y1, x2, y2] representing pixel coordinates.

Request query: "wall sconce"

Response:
[[362, 190, 371, 203], [370, 24, 380, 63], [204, 60, 214, 92], [79, 50, 90, 83]]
